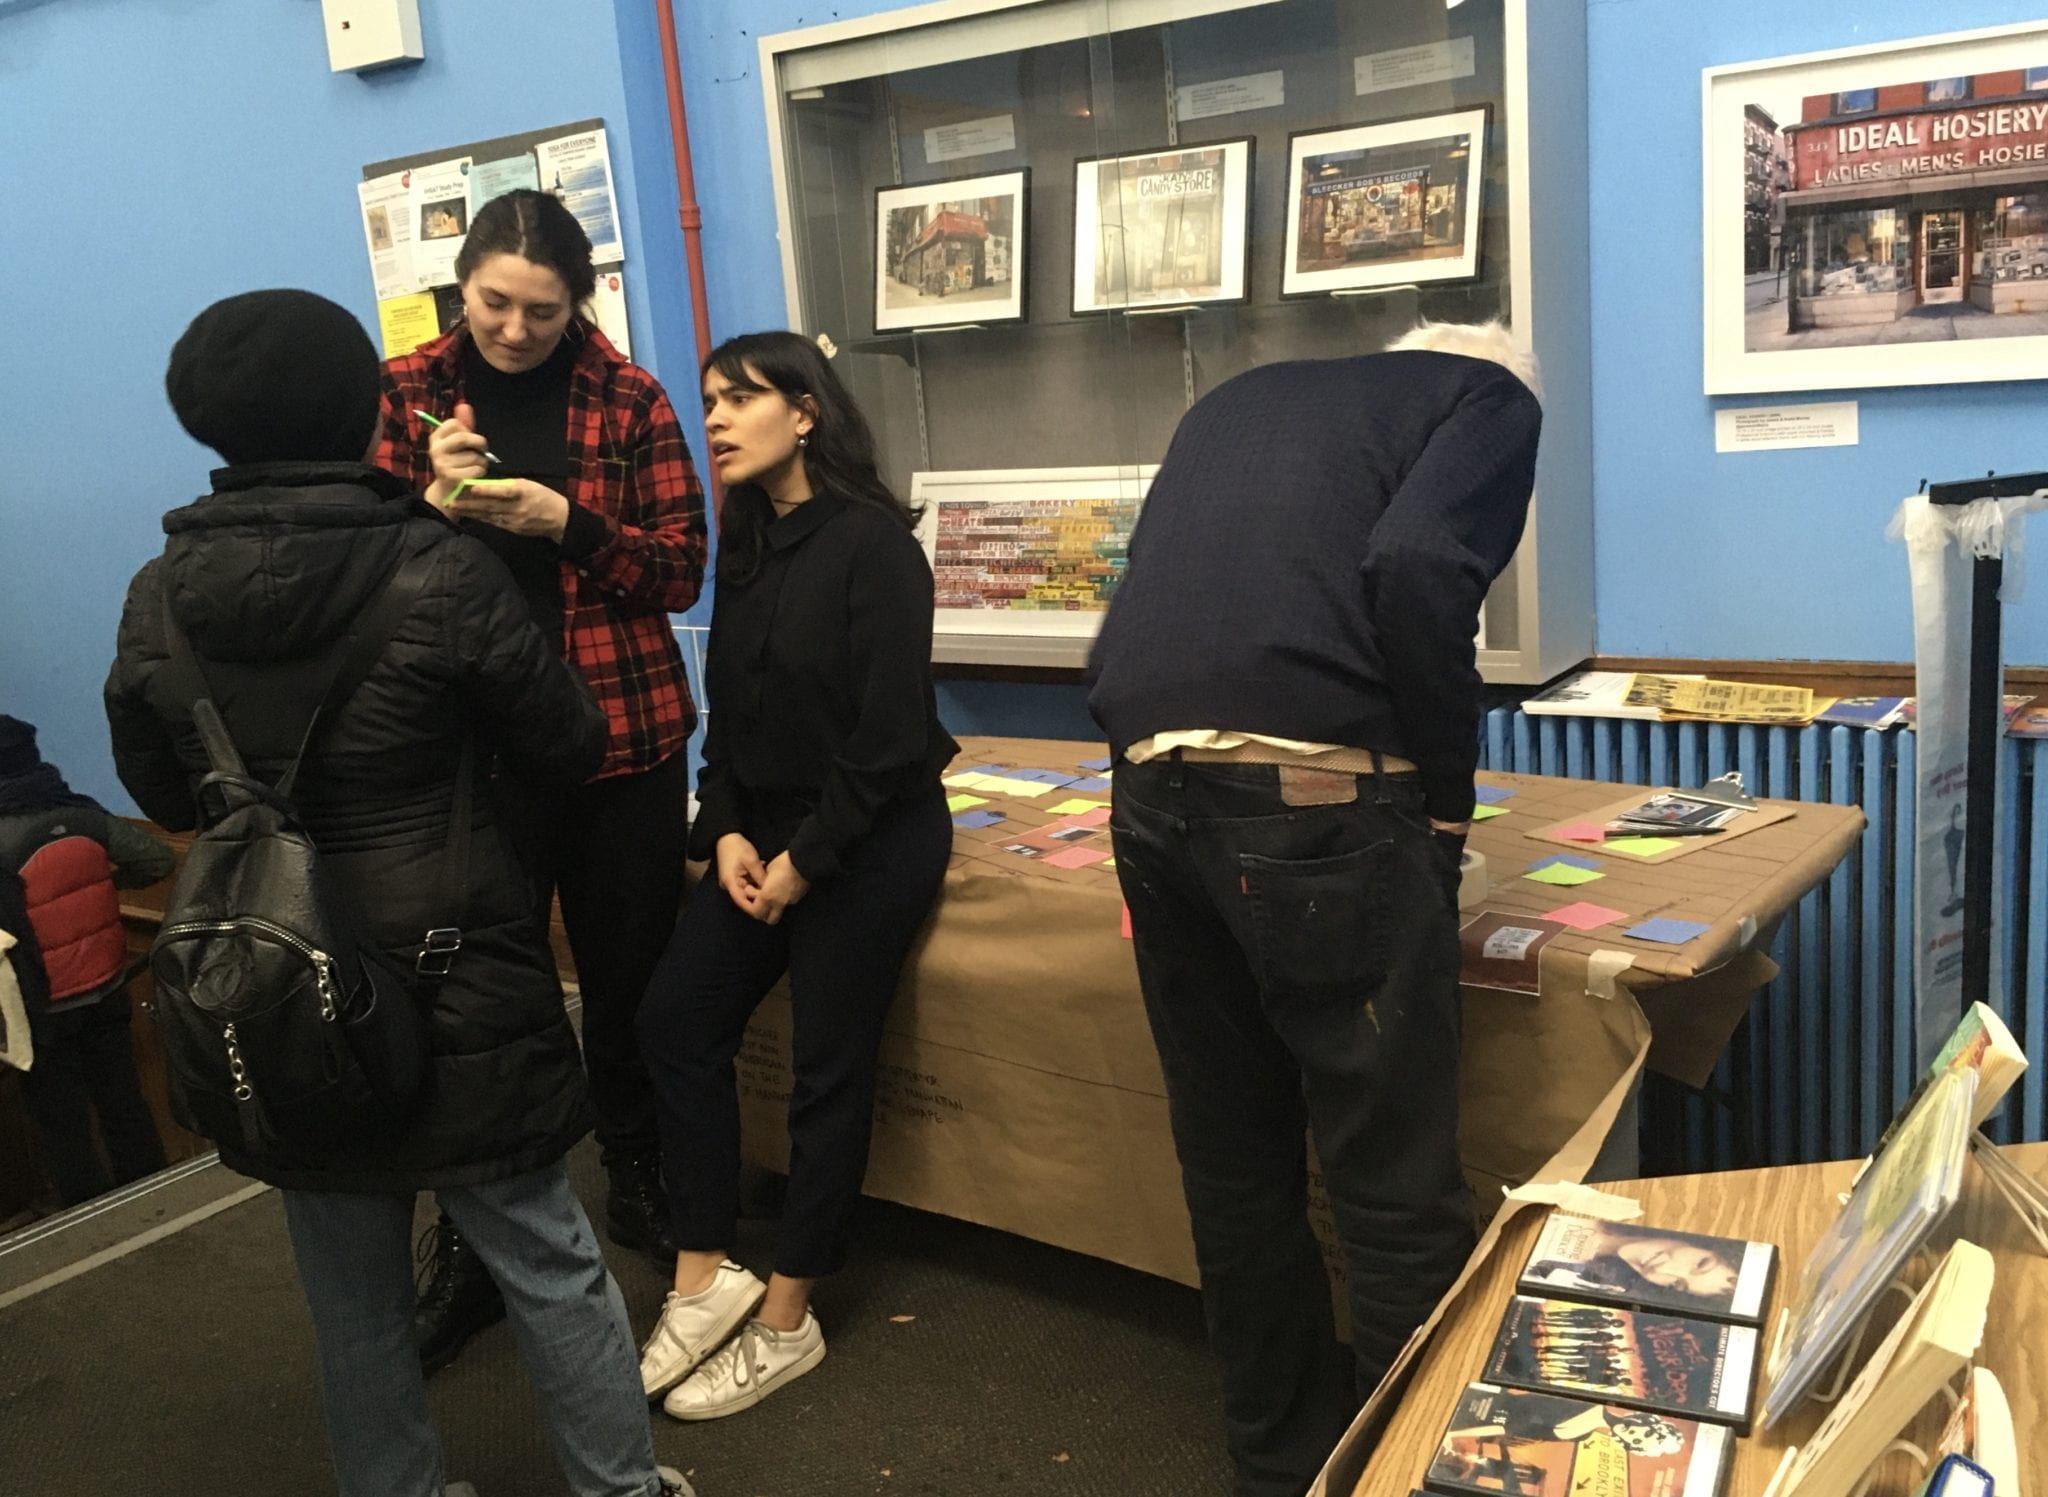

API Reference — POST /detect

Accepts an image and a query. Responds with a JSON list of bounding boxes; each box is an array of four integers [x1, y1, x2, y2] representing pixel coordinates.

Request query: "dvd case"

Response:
[[1423, 1382, 1732, 1497], [1482, 1297, 1759, 1433], [1517, 1213, 1776, 1326]]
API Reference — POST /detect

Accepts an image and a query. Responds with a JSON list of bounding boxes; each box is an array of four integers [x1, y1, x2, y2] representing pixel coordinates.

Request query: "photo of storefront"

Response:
[[1751, 67, 2048, 349]]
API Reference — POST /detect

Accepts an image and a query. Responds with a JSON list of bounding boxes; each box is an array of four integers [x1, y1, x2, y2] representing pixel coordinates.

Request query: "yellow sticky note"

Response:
[[1471, 805, 1509, 821], [1607, 836, 1681, 857], [1048, 798, 1111, 815], [1523, 863, 1605, 887], [944, 773, 993, 789], [376, 292, 440, 358], [1102, 858, 1117, 870], [946, 794, 988, 813], [980, 777, 1055, 798]]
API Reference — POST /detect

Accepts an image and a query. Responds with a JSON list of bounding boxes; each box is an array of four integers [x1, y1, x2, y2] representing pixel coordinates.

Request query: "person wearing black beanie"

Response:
[[164, 289, 383, 465], [105, 289, 691, 1497]]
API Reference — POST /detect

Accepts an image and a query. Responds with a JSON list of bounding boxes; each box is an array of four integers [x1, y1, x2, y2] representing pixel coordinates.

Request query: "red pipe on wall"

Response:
[[652, 0, 724, 517]]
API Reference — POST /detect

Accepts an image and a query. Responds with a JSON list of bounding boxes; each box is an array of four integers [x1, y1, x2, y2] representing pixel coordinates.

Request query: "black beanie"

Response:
[[165, 289, 381, 465]]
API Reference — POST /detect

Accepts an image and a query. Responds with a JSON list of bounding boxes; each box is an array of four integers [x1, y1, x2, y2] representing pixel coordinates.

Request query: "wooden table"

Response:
[[1351, 1143, 2048, 1496]]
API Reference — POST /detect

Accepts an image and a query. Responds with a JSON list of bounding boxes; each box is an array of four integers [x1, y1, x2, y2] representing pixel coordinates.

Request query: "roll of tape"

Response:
[[1458, 848, 1489, 911]]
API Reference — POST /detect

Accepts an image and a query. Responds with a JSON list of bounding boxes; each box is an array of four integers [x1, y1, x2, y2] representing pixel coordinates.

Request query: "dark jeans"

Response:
[[19, 992, 168, 1206], [500, 750, 690, 1166], [1110, 756, 1474, 1497], [637, 788, 951, 1278]]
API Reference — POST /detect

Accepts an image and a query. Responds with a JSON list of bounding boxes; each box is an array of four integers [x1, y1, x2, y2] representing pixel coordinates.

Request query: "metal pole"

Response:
[[1960, 553, 2001, 1005]]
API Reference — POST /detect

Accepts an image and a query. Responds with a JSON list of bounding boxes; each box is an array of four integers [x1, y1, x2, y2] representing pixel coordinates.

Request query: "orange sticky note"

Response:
[[1120, 903, 1133, 939]]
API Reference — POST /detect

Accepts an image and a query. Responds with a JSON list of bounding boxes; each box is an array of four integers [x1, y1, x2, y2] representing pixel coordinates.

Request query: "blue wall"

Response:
[[1589, 0, 2048, 664], [0, 0, 687, 808], [19, 0, 2048, 809]]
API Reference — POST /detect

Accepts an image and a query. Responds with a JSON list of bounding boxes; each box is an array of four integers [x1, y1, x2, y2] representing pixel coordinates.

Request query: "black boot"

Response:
[[413, 1215, 505, 1376], [605, 1150, 680, 1264]]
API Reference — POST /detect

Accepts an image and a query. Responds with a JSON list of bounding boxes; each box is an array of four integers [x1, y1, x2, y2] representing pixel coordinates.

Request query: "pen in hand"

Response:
[[412, 409, 502, 466]]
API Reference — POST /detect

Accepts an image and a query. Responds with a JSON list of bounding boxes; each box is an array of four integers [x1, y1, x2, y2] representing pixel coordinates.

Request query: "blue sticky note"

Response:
[[1474, 785, 1514, 805], [953, 810, 1005, 830], [1626, 917, 1710, 945], [1010, 769, 1078, 786], [1079, 756, 1113, 771], [1068, 775, 1113, 793], [1530, 854, 1602, 873], [962, 764, 1007, 775]]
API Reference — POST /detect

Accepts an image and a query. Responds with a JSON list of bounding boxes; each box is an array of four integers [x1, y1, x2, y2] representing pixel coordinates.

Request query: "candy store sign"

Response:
[[1796, 101, 2048, 188]]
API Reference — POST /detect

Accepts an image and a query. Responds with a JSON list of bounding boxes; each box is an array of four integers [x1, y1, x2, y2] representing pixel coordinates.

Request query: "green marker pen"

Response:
[[411, 409, 502, 466]]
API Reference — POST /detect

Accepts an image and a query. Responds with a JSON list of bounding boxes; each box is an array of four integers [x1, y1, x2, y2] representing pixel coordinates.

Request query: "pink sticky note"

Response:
[[1120, 902, 1133, 939], [1544, 901, 1630, 932], [1045, 845, 1109, 870], [1067, 806, 1113, 828], [1557, 822, 1608, 843]]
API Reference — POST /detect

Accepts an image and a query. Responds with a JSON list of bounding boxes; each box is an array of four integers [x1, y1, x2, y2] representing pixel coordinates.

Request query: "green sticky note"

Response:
[[946, 794, 988, 813], [1471, 805, 1509, 821], [1606, 836, 1681, 857], [1523, 863, 1606, 887]]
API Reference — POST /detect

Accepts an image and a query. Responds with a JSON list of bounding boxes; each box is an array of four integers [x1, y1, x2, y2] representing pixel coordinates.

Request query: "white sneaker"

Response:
[[661, 1312, 826, 1421], [638, 1260, 766, 1398], [656, 1465, 695, 1497]]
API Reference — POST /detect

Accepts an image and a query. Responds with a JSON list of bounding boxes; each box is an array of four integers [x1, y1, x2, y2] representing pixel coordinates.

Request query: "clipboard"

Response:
[[1527, 787, 1795, 864]]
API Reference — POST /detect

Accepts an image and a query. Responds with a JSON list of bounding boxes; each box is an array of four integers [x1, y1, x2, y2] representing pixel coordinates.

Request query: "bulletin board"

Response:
[[358, 117, 633, 358]]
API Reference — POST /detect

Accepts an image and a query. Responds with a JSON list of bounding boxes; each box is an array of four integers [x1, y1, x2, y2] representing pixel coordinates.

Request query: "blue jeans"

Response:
[[1111, 756, 1474, 1497], [281, 1162, 662, 1497]]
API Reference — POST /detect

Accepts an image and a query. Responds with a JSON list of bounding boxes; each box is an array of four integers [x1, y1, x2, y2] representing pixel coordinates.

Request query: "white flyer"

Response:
[[1176, 70, 1285, 121], [537, 127, 622, 260], [408, 156, 474, 289], [357, 171, 417, 302], [588, 264, 631, 358], [1355, 36, 1476, 96], [925, 114, 1017, 163]]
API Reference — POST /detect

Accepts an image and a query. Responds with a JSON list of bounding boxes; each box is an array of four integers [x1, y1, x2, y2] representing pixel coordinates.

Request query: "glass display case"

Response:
[[758, 0, 1591, 674]]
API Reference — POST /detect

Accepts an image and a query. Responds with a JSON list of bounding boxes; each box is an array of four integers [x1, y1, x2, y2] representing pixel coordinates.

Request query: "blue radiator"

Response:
[[1478, 709, 2044, 1173]]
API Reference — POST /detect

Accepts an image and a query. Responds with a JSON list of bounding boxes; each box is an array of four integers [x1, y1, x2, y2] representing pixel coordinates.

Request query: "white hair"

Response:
[[1386, 318, 1541, 401]]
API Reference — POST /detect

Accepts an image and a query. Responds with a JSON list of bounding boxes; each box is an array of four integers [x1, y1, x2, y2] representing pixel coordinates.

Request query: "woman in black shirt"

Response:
[[634, 332, 956, 1421]]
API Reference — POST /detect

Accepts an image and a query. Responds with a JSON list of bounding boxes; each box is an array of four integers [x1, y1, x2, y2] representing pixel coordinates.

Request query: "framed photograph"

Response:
[[1281, 107, 1488, 297], [874, 170, 1029, 332], [1071, 138, 1253, 314], [911, 465, 1157, 645], [1705, 22, 2048, 394]]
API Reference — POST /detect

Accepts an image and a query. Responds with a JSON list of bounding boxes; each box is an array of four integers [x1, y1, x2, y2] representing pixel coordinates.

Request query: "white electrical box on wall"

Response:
[[322, 0, 423, 73]]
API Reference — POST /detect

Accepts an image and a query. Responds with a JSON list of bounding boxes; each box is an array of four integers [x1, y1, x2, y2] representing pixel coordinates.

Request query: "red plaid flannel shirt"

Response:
[[377, 323, 707, 780]]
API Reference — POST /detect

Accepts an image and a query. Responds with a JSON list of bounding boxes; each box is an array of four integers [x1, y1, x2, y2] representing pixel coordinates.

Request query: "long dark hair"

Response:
[[704, 331, 919, 584], [454, 189, 597, 306]]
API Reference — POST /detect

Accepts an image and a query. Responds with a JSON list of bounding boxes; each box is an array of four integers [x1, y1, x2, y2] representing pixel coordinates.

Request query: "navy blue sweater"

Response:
[[1086, 351, 1541, 823]]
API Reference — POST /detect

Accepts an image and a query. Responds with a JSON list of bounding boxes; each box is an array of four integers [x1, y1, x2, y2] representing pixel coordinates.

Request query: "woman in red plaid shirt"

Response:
[[375, 190, 707, 1374]]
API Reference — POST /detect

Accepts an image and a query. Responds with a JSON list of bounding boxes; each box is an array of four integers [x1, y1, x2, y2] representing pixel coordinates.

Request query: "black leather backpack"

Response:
[[149, 546, 469, 1151]]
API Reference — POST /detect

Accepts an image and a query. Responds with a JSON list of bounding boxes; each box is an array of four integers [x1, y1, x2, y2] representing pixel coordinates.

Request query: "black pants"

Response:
[[499, 749, 690, 1166], [637, 788, 951, 1278], [1110, 757, 1474, 1497], [19, 993, 168, 1206]]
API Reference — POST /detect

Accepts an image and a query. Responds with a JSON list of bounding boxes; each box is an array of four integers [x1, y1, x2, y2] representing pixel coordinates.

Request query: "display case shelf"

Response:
[[760, 0, 1591, 681]]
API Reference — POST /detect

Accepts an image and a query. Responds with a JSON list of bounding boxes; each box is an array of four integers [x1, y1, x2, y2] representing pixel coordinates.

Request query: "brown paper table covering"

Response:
[[735, 737, 1867, 1288]]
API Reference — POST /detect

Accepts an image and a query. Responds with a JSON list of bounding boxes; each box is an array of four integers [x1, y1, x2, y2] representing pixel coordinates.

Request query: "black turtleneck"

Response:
[[458, 336, 575, 650]]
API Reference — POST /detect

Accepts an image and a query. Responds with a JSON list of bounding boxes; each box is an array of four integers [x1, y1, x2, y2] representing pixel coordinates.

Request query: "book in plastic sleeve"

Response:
[[1776, 1239, 1992, 1497], [1517, 1213, 1776, 1326], [1761, 1066, 1975, 1427], [1481, 1297, 1759, 1433], [1422, 1381, 1732, 1497]]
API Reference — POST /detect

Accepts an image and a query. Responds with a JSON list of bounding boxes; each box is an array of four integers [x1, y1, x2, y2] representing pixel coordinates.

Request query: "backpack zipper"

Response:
[[158, 916, 341, 1021], [222, 1022, 252, 1101]]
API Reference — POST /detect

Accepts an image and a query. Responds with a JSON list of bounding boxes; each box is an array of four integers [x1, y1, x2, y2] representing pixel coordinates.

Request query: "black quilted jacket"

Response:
[[103, 461, 606, 1191]]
